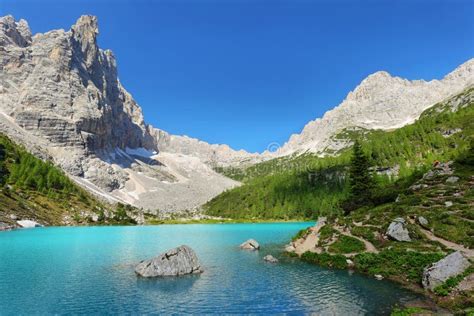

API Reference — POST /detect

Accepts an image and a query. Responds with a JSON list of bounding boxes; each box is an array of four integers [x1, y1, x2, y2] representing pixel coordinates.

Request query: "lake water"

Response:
[[0, 223, 421, 314]]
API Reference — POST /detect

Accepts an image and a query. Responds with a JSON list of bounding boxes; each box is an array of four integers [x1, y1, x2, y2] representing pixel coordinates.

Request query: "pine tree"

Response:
[[344, 140, 374, 213]]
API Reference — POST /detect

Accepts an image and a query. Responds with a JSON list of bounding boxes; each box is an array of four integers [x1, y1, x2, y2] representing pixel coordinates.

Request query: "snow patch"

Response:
[[125, 147, 157, 158]]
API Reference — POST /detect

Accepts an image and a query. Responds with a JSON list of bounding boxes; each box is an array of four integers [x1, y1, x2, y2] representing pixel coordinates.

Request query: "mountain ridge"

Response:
[[1, 14, 472, 212], [278, 58, 474, 156]]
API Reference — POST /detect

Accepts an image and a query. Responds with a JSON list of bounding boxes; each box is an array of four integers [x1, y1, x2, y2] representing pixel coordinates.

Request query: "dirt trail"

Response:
[[418, 226, 474, 258], [293, 219, 327, 255]]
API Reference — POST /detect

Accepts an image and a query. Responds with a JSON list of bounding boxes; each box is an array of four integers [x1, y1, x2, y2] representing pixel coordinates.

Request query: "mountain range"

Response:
[[0, 15, 472, 212]]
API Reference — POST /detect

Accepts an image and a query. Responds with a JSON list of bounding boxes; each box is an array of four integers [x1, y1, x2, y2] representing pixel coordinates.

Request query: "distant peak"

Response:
[[363, 70, 393, 83], [0, 15, 32, 47], [72, 15, 98, 34], [444, 58, 474, 82], [71, 15, 99, 68]]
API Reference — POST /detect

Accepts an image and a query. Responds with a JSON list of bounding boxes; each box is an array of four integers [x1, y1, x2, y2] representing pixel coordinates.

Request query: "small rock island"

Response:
[[240, 239, 260, 250], [135, 245, 203, 277]]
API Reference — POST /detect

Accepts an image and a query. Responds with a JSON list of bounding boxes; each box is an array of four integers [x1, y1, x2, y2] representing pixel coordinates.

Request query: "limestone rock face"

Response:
[[277, 59, 474, 156], [240, 239, 260, 250], [135, 245, 203, 277], [386, 218, 411, 242], [422, 251, 470, 290], [0, 15, 252, 211]]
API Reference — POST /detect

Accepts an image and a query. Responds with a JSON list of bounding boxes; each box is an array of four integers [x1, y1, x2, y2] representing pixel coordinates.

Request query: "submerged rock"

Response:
[[135, 245, 203, 278], [263, 255, 278, 263], [386, 218, 411, 242], [422, 251, 470, 290], [16, 220, 42, 228], [240, 239, 260, 250]]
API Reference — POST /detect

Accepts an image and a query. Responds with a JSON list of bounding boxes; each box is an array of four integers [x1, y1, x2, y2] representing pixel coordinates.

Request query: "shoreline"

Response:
[[145, 218, 313, 225]]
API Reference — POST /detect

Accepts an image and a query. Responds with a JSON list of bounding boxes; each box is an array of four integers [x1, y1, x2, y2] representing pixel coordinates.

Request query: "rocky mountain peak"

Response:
[[444, 58, 474, 83], [71, 15, 99, 69], [0, 15, 32, 47], [278, 58, 474, 156]]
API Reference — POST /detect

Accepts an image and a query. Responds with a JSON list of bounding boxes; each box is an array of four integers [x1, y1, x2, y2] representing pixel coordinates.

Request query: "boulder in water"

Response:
[[135, 245, 203, 278], [240, 239, 260, 250]]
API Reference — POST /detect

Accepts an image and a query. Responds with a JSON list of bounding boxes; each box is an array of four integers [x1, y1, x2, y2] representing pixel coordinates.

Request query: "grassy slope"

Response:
[[294, 154, 473, 313], [0, 134, 137, 226], [206, 87, 474, 220]]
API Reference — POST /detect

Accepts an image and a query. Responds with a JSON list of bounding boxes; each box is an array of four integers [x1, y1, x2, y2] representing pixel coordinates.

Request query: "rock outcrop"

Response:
[[386, 218, 411, 242], [263, 255, 278, 263], [422, 251, 471, 290], [240, 239, 260, 250], [135, 245, 203, 277]]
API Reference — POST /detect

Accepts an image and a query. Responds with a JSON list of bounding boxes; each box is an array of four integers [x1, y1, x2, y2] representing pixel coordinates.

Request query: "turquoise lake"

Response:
[[0, 223, 422, 314]]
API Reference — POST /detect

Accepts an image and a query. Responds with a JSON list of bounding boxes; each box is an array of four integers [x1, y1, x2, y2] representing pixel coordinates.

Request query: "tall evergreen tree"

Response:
[[344, 140, 374, 213]]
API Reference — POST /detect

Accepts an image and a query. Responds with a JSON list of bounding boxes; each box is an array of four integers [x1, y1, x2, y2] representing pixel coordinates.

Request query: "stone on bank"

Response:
[[422, 251, 470, 291]]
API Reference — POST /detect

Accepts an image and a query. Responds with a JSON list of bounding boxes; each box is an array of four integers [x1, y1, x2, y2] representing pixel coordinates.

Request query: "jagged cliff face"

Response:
[[0, 15, 254, 211], [0, 16, 152, 152], [278, 59, 474, 156]]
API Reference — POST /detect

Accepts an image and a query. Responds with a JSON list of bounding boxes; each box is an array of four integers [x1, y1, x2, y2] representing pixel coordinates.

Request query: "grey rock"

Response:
[[263, 255, 278, 263], [0, 222, 13, 231], [374, 274, 384, 280], [284, 243, 296, 252], [445, 201, 453, 208], [446, 176, 460, 184], [418, 216, 429, 228], [135, 245, 203, 277], [240, 239, 260, 250], [422, 251, 470, 290], [16, 220, 42, 228], [9, 214, 17, 220], [410, 183, 428, 191], [346, 259, 354, 268], [386, 218, 411, 242]]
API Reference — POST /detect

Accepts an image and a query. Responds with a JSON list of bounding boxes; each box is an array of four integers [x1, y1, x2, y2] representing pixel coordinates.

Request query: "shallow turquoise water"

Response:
[[0, 223, 421, 314]]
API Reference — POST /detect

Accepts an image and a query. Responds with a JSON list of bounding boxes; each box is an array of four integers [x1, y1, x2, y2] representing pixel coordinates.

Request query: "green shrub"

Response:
[[354, 249, 445, 283], [301, 251, 348, 269], [391, 307, 428, 316], [434, 266, 474, 296], [328, 235, 365, 254]]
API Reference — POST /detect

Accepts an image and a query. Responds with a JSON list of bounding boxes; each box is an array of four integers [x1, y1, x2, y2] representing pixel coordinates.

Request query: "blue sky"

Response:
[[2, 0, 473, 153]]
